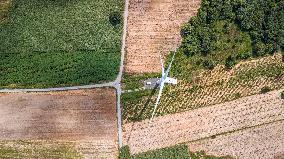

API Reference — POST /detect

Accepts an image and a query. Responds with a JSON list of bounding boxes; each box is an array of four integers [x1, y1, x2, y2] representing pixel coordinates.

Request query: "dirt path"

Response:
[[0, 89, 118, 158], [188, 120, 284, 159], [125, 0, 200, 73], [123, 89, 284, 154]]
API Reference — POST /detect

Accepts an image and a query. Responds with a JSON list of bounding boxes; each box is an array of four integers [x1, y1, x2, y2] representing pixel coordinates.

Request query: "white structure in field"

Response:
[[151, 52, 177, 120]]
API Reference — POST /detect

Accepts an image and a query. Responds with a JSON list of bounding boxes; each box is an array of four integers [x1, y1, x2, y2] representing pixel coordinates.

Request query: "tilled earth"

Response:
[[188, 120, 284, 159], [0, 89, 118, 159], [123, 89, 284, 157], [125, 0, 200, 73]]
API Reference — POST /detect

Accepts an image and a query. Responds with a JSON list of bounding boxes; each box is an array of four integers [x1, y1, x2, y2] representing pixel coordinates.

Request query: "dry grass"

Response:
[[0, 0, 11, 22]]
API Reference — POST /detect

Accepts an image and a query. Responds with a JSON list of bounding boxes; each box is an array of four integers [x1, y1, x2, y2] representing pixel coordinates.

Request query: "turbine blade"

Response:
[[160, 54, 164, 75], [151, 81, 164, 120], [165, 52, 176, 77]]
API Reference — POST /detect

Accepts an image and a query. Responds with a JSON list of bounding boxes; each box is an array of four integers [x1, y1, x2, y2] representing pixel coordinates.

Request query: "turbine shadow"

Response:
[[136, 83, 159, 121]]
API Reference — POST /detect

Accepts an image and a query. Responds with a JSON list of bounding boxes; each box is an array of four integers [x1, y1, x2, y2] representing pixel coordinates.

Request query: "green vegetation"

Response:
[[260, 86, 272, 94], [119, 144, 233, 159], [281, 91, 284, 99], [119, 146, 131, 159], [123, 53, 284, 122], [180, 0, 283, 68], [0, 0, 124, 88], [122, 89, 153, 121], [189, 150, 234, 159], [134, 145, 189, 159], [122, 0, 284, 122], [0, 141, 82, 159]]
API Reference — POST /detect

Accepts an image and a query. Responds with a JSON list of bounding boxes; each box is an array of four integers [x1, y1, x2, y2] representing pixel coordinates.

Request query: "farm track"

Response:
[[125, 0, 201, 73], [0, 89, 118, 158], [123, 89, 284, 155], [188, 120, 284, 159]]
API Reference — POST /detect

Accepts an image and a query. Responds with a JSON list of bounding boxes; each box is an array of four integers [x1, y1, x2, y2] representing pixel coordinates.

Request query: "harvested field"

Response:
[[123, 89, 284, 154], [188, 120, 284, 159], [125, 0, 201, 73], [0, 89, 118, 158]]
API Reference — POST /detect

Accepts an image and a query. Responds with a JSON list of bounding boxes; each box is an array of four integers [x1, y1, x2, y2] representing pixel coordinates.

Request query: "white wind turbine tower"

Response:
[[151, 51, 177, 120]]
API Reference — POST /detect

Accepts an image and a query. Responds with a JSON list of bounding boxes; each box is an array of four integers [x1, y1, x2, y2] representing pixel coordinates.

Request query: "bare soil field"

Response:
[[188, 120, 284, 159], [125, 0, 201, 73], [123, 89, 284, 154], [0, 89, 118, 158]]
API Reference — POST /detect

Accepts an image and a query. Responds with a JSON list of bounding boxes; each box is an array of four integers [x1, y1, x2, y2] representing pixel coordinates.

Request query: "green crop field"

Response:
[[119, 145, 233, 159], [0, 0, 124, 88], [0, 141, 82, 159]]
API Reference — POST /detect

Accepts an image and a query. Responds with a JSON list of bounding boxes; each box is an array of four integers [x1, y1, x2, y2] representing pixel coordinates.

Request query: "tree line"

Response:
[[180, 0, 283, 68]]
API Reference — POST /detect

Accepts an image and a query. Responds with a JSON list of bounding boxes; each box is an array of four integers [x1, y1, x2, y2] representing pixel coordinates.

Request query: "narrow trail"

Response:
[[0, 0, 130, 149]]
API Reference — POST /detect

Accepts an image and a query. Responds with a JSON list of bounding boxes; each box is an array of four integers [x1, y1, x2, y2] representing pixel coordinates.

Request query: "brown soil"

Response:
[[0, 89, 118, 159], [188, 120, 284, 159], [123, 89, 284, 154], [125, 0, 201, 73]]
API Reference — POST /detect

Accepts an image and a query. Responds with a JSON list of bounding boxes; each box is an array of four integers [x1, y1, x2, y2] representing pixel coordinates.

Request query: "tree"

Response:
[[225, 55, 236, 69]]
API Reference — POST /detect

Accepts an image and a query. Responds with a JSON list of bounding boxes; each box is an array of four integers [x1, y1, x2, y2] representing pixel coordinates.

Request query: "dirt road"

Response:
[[125, 0, 200, 73], [0, 89, 118, 158], [123, 89, 284, 155]]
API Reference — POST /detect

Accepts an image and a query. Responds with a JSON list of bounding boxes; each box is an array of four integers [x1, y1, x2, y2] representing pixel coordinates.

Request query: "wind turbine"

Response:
[[151, 52, 177, 120]]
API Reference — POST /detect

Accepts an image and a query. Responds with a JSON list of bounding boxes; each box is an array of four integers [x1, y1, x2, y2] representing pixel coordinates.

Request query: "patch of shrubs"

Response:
[[281, 91, 284, 99], [260, 86, 271, 94], [180, 0, 283, 68], [225, 55, 236, 69], [203, 59, 216, 70], [119, 146, 131, 159], [109, 11, 122, 26]]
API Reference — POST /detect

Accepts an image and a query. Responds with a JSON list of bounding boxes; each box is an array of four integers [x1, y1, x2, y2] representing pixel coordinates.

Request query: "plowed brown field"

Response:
[[188, 120, 284, 159], [125, 0, 200, 73], [0, 89, 118, 158], [123, 89, 284, 154]]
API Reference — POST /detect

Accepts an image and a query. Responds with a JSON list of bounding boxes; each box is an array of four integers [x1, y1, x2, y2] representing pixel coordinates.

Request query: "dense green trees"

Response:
[[180, 0, 283, 69]]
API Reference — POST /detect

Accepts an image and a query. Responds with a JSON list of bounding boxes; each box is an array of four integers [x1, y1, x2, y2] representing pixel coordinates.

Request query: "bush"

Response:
[[281, 91, 284, 99], [225, 55, 236, 69], [260, 86, 271, 94], [109, 11, 122, 26], [236, 52, 251, 60], [119, 146, 131, 159], [203, 59, 216, 70], [134, 145, 189, 159]]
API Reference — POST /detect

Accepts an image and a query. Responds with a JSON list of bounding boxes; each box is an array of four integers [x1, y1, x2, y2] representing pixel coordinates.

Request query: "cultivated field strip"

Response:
[[0, 89, 118, 158], [188, 120, 284, 159], [75, 140, 118, 159], [123, 89, 284, 154], [125, 0, 200, 73]]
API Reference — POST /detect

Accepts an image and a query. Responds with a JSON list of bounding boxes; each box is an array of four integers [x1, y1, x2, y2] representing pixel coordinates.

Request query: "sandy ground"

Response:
[[188, 120, 284, 159], [0, 89, 118, 159], [123, 89, 284, 154], [125, 0, 200, 73]]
